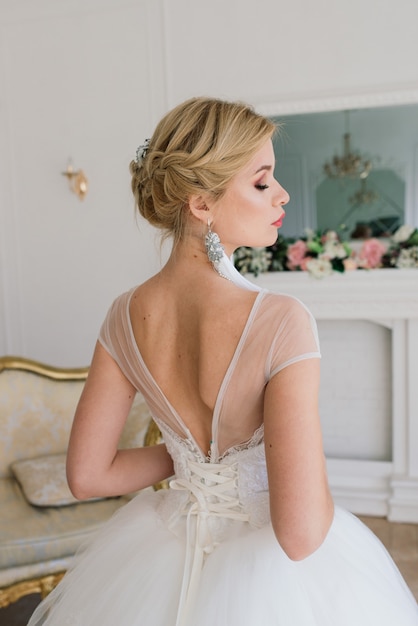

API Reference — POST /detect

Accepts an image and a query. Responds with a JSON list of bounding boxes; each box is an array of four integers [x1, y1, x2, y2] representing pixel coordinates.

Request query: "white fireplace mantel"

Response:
[[248, 268, 418, 321], [248, 269, 418, 522]]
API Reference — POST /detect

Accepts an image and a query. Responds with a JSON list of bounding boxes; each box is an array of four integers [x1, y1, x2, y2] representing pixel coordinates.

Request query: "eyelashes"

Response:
[[255, 183, 269, 190]]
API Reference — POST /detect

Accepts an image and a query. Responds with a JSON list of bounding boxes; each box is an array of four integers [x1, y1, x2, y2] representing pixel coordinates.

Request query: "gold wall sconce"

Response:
[[61, 161, 88, 200]]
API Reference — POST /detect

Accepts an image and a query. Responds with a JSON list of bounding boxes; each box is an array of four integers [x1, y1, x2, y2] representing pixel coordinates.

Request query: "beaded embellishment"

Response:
[[205, 222, 230, 281], [135, 138, 150, 164], [205, 228, 224, 264]]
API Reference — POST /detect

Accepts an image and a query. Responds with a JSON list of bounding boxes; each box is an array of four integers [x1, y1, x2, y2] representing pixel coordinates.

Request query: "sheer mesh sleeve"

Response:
[[97, 289, 192, 440], [97, 289, 142, 390], [266, 294, 321, 379]]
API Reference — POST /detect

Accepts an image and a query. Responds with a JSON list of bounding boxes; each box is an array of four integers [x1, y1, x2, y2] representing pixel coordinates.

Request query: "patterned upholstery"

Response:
[[0, 476, 128, 578], [0, 356, 153, 606]]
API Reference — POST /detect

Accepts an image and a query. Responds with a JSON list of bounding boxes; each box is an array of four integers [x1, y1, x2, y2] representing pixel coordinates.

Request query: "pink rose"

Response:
[[287, 240, 308, 269], [358, 238, 387, 269]]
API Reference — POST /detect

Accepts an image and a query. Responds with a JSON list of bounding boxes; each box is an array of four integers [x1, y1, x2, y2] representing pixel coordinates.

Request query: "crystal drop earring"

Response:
[[205, 220, 224, 265], [204, 220, 230, 281]]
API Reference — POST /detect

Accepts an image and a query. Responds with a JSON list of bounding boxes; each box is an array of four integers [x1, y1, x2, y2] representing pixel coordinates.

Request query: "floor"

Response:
[[1, 516, 417, 625], [358, 515, 418, 601]]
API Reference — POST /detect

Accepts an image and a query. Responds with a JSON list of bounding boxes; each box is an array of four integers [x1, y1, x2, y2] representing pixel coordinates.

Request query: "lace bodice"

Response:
[[154, 416, 269, 527]]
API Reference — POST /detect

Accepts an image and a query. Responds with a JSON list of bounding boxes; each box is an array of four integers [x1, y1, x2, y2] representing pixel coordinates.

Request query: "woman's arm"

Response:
[[66, 341, 174, 500], [264, 358, 334, 561]]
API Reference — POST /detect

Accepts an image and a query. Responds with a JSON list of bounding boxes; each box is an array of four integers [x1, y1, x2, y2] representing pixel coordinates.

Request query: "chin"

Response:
[[263, 229, 280, 247], [234, 229, 279, 250]]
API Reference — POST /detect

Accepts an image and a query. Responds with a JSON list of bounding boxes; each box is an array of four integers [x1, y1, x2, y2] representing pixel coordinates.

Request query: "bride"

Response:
[[28, 96, 418, 625]]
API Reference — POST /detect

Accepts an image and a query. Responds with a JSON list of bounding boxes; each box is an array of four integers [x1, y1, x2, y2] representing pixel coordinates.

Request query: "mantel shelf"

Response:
[[246, 269, 418, 320]]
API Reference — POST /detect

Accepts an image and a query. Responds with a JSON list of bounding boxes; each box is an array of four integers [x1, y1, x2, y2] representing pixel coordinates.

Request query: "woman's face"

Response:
[[210, 139, 289, 254]]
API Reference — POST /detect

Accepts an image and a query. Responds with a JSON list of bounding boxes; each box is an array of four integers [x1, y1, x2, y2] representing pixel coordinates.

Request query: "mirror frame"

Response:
[[256, 86, 418, 117]]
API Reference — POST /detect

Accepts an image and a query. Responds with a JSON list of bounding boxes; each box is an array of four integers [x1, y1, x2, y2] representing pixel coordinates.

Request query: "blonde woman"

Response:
[[29, 97, 418, 625]]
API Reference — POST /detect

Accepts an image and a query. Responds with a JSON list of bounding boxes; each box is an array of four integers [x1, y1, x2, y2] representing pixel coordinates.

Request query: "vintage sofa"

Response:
[[0, 355, 161, 608]]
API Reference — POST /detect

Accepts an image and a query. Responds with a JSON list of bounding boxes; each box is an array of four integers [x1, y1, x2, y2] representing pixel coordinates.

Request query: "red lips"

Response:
[[272, 212, 286, 228]]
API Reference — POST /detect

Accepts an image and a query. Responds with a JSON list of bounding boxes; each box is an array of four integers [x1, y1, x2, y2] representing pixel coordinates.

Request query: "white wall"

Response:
[[0, 0, 168, 365], [1, 0, 418, 366]]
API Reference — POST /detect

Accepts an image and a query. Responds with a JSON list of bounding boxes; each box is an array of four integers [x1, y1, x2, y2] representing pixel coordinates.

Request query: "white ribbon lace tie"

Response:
[[170, 460, 249, 626]]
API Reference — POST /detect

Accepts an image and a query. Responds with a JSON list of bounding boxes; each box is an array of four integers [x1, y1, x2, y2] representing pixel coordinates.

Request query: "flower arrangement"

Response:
[[286, 230, 352, 278], [381, 225, 418, 268], [234, 225, 418, 278], [233, 246, 273, 277]]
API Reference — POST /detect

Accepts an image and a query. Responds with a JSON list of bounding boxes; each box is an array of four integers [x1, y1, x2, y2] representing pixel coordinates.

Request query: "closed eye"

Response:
[[255, 183, 269, 190]]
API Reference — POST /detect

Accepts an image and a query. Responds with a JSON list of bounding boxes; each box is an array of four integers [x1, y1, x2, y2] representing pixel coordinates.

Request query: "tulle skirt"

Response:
[[28, 489, 418, 625]]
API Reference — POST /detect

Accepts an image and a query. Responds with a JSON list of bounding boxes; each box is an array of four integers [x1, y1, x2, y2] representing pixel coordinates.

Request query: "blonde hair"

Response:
[[130, 97, 276, 243]]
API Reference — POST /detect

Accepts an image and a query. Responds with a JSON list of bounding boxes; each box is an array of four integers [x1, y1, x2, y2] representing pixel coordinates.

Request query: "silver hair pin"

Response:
[[135, 138, 150, 164]]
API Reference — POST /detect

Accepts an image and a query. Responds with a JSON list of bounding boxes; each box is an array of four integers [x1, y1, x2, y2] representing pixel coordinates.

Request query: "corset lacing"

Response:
[[170, 459, 249, 626]]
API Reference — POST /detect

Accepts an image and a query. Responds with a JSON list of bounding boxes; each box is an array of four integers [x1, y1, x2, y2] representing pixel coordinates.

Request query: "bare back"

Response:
[[129, 275, 260, 455], [99, 274, 321, 460]]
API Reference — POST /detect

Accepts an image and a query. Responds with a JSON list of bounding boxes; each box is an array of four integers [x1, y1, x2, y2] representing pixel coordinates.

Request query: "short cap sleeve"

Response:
[[97, 289, 141, 390], [267, 295, 321, 379]]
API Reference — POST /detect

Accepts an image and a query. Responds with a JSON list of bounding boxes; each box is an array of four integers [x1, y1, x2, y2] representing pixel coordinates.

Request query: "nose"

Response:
[[274, 181, 290, 207]]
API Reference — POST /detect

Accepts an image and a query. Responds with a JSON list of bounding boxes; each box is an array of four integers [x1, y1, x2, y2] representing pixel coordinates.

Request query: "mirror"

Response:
[[271, 103, 418, 239]]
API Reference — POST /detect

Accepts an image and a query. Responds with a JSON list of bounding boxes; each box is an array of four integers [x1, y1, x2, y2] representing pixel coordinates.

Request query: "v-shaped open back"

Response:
[[98, 285, 321, 460]]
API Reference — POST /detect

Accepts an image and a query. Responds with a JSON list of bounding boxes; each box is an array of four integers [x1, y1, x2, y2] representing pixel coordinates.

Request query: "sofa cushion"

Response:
[[10, 453, 103, 507], [0, 477, 128, 570]]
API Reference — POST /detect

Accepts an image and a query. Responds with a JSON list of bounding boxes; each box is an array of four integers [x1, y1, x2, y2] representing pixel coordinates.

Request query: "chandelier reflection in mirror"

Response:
[[349, 178, 379, 206], [323, 111, 372, 181]]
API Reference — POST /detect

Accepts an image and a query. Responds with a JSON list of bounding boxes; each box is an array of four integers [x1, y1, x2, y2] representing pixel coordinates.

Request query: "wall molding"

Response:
[[256, 84, 418, 117], [145, 0, 169, 126], [0, 22, 24, 356]]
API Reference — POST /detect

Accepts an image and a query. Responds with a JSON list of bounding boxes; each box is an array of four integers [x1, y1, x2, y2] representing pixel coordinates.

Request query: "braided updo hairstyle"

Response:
[[129, 97, 276, 244]]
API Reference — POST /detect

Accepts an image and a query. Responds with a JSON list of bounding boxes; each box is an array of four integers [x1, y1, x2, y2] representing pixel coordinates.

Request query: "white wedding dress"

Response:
[[28, 256, 418, 625]]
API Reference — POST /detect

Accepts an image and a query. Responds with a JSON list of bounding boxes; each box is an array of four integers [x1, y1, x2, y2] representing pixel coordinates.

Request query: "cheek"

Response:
[[215, 193, 264, 234]]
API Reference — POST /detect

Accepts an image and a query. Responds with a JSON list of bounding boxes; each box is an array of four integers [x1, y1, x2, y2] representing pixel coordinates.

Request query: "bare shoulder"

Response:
[[263, 290, 312, 314], [259, 291, 317, 332]]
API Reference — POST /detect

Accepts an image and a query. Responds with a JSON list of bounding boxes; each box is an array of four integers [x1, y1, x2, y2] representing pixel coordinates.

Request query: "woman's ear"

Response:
[[188, 194, 213, 224]]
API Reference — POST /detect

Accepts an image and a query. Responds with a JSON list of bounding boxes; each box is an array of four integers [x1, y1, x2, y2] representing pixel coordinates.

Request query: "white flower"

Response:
[[249, 247, 272, 275], [392, 224, 415, 243], [323, 230, 338, 242], [304, 228, 316, 241], [395, 246, 418, 268], [306, 257, 333, 279], [322, 241, 347, 259], [235, 246, 271, 276]]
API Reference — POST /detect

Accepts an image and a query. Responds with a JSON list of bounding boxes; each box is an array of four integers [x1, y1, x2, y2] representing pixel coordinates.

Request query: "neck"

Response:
[[159, 233, 260, 294], [162, 234, 217, 281]]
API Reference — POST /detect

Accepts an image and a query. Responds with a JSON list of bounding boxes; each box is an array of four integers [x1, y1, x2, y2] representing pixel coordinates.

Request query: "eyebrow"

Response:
[[254, 164, 272, 174]]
